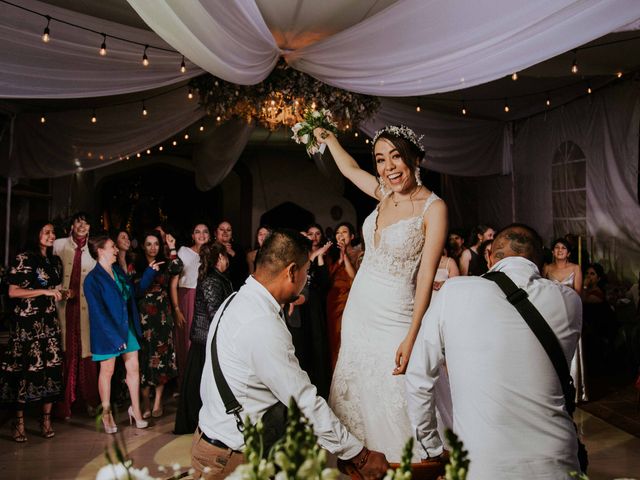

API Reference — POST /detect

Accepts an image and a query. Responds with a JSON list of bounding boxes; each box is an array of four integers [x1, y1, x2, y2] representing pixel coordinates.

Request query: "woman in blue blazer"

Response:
[[84, 235, 158, 433]]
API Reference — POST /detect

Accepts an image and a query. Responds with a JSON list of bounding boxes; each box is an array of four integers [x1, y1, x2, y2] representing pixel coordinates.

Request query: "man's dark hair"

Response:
[[491, 223, 544, 269], [255, 228, 311, 277], [70, 211, 91, 227]]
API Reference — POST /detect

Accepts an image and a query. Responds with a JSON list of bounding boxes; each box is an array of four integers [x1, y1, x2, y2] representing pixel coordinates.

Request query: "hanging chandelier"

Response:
[[190, 61, 380, 131]]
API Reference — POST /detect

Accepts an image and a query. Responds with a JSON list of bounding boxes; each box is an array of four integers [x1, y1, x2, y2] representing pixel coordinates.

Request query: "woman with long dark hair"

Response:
[[326, 222, 362, 370], [134, 231, 183, 418], [174, 242, 233, 434], [314, 125, 448, 462], [0, 221, 64, 441], [170, 222, 210, 391]]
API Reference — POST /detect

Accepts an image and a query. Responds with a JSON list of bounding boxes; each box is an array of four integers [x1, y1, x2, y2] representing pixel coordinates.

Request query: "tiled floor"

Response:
[[0, 397, 638, 479]]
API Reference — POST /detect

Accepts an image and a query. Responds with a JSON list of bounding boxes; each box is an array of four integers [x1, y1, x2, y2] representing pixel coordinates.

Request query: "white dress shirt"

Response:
[[198, 275, 362, 459], [406, 256, 582, 479]]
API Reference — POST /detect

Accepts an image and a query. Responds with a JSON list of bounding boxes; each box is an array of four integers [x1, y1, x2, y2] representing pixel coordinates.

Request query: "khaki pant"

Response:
[[191, 428, 245, 479]]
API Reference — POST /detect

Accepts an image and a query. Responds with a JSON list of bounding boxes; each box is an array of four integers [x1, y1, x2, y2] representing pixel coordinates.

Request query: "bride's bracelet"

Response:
[[354, 448, 370, 470]]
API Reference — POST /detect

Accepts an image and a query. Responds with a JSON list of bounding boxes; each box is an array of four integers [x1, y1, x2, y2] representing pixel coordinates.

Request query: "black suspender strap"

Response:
[[483, 271, 576, 416], [209, 292, 245, 431]]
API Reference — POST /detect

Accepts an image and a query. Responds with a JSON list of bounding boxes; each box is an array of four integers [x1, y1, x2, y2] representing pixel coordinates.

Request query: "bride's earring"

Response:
[[415, 166, 422, 187], [378, 176, 388, 196]]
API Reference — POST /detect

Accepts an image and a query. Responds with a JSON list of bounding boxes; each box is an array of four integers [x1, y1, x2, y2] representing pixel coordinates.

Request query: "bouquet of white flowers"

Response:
[[291, 109, 338, 157]]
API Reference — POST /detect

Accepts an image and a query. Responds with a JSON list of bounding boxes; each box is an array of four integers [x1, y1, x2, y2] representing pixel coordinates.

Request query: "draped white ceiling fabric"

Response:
[[0, 0, 203, 98], [127, 0, 640, 95], [0, 87, 204, 178], [360, 99, 511, 176]]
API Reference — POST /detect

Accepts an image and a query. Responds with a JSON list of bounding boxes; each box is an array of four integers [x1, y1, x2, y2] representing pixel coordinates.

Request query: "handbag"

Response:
[[210, 293, 287, 457], [483, 271, 588, 474]]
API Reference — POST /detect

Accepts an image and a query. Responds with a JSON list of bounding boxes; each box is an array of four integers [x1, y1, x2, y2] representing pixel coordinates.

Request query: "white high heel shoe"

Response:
[[128, 406, 149, 429], [102, 409, 118, 434]]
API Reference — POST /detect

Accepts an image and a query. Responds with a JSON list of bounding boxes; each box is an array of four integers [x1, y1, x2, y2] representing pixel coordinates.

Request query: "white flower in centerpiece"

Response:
[[291, 123, 304, 134], [312, 110, 322, 118], [300, 133, 310, 144]]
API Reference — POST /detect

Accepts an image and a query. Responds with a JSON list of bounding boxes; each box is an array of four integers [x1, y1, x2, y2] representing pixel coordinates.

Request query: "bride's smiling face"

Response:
[[374, 138, 415, 193]]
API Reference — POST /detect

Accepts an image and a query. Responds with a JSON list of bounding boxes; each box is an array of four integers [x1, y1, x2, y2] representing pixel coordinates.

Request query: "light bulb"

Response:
[[142, 46, 149, 67], [42, 17, 51, 43], [616, 72, 623, 78], [188, 88, 193, 100], [571, 60, 578, 74], [146, 149, 151, 154], [136, 153, 141, 158], [142, 107, 148, 116], [184, 133, 189, 140], [99, 35, 107, 56], [354, 132, 359, 137], [587, 85, 592, 94], [159, 146, 163, 151], [546, 98, 551, 107], [199, 125, 204, 132], [172, 140, 177, 146], [462, 107, 467, 115], [416, 105, 421, 112], [365, 139, 370, 144], [180, 57, 186, 73], [91, 110, 97, 123], [40, 115, 46, 124], [511, 72, 518, 81], [216, 116, 221, 122], [504, 102, 510, 113]]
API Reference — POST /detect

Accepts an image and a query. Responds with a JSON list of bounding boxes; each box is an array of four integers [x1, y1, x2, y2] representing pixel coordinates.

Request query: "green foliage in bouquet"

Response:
[[291, 109, 338, 156]]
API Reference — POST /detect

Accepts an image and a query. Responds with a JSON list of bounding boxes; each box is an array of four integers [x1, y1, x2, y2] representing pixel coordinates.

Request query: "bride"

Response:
[[314, 125, 448, 462]]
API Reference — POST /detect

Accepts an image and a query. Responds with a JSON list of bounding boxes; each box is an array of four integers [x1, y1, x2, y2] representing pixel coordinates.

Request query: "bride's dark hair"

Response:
[[371, 132, 425, 176]]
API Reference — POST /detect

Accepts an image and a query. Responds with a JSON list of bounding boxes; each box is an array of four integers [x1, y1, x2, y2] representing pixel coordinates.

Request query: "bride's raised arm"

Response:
[[314, 128, 381, 200]]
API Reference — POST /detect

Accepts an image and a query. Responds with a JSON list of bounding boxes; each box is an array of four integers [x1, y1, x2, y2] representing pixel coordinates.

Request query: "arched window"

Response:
[[552, 141, 586, 237]]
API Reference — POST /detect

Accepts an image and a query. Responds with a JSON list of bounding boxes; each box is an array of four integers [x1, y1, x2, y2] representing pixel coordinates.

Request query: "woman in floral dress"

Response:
[[0, 221, 65, 442], [134, 231, 182, 418]]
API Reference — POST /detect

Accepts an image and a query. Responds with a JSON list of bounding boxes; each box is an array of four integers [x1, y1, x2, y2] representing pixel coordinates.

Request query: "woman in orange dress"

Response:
[[326, 222, 362, 370]]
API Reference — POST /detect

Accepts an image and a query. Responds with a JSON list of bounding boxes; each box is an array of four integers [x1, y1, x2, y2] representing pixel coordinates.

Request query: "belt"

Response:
[[199, 428, 241, 453]]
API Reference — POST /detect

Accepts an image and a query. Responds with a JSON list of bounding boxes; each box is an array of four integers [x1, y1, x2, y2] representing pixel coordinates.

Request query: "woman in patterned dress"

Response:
[[134, 231, 182, 418], [0, 221, 65, 442]]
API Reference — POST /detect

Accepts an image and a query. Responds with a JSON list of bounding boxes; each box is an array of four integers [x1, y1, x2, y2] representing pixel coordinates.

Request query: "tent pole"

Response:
[[4, 177, 11, 266]]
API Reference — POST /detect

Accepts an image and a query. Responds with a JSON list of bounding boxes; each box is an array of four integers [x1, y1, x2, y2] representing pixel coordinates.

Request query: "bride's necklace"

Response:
[[391, 185, 421, 207]]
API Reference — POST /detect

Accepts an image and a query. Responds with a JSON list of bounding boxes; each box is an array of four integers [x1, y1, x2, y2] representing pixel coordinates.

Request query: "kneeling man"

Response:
[[406, 224, 582, 479], [192, 229, 388, 479]]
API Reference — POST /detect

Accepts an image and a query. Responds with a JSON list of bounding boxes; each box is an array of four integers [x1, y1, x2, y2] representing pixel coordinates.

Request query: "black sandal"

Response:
[[40, 413, 55, 439], [12, 415, 27, 443]]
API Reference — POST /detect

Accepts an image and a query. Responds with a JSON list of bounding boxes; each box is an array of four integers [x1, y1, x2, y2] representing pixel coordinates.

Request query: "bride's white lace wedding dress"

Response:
[[329, 192, 452, 462]]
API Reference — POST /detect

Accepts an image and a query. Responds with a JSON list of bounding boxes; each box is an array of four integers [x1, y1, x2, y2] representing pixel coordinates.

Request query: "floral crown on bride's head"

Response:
[[372, 125, 425, 154]]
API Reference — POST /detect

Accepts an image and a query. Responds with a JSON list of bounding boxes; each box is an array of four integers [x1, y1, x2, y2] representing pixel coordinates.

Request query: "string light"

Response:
[[99, 34, 107, 56], [42, 16, 51, 43], [571, 51, 578, 74], [503, 99, 510, 113], [511, 72, 518, 81], [146, 149, 151, 154], [142, 45, 149, 67], [180, 56, 186, 73], [172, 140, 177, 146], [354, 132, 359, 137], [365, 139, 370, 144], [136, 152, 141, 158], [158, 146, 163, 151], [40, 115, 46, 124], [616, 71, 623, 78], [461, 100, 467, 116], [545, 93, 551, 107], [142, 101, 148, 116], [587, 82, 592, 94], [184, 133, 189, 140], [90, 109, 97, 123], [187, 88, 194, 100], [416, 101, 421, 112], [199, 124, 204, 132], [216, 116, 221, 122]]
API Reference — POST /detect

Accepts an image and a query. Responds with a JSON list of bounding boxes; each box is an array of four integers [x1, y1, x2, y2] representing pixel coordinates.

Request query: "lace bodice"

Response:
[[360, 192, 440, 280]]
